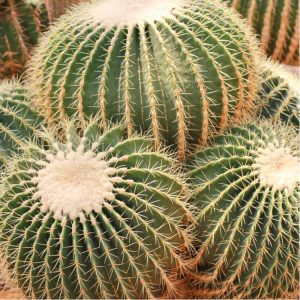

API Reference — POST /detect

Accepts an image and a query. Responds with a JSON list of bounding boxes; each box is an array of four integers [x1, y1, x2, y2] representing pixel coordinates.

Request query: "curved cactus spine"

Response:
[[0, 119, 192, 299], [224, 0, 299, 65], [256, 60, 299, 128], [0, 79, 44, 167], [187, 120, 300, 299], [0, 0, 49, 79], [44, 0, 84, 22], [27, 0, 260, 160]]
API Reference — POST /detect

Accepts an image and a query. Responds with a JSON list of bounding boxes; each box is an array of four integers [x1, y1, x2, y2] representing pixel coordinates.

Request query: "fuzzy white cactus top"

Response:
[[254, 142, 300, 195], [86, 0, 186, 26], [31, 143, 127, 222]]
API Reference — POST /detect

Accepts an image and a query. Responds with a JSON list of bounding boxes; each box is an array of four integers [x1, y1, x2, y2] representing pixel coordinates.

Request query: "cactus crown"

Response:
[[86, 0, 185, 26], [32, 141, 119, 221], [254, 141, 299, 194], [187, 120, 299, 299], [0, 119, 191, 299]]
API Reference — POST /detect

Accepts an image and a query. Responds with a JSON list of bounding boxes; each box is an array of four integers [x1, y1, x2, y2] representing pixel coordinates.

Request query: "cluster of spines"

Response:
[[0, 79, 44, 167], [27, 0, 260, 160], [0, 0, 49, 78], [256, 60, 299, 128], [225, 0, 299, 65], [186, 121, 299, 299], [0, 120, 192, 299]]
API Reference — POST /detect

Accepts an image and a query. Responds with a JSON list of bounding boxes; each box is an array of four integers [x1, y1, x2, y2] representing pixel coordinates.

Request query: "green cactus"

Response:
[[45, 0, 85, 22], [27, 0, 260, 160], [224, 0, 299, 65], [256, 60, 299, 128], [0, 0, 49, 79], [187, 120, 299, 299], [0, 79, 44, 167], [0, 119, 192, 299]]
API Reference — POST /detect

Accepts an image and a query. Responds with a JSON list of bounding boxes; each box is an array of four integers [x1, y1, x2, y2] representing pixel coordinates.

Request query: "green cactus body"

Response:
[[0, 80, 44, 167], [0, 0, 49, 79], [187, 121, 300, 299], [28, 0, 259, 160], [256, 61, 299, 128], [0, 120, 191, 299], [225, 0, 299, 65], [44, 0, 84, 22]]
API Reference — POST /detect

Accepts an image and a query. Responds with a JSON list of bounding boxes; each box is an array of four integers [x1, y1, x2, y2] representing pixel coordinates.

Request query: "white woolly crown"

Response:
[[254, 142, 300, 195], [86, 0, 186, 26], [32, 143, 127, 222]]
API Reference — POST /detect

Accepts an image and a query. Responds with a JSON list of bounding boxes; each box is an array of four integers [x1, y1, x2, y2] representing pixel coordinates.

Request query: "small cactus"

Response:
[[224, 0, 299, 65], [28, 0, 260, 160], [256, 60, 299, 128], [0, 119, 191, 299], [0, 79, 44, 167], [187, 120, 300, 299], [0, 0, 49, 79]]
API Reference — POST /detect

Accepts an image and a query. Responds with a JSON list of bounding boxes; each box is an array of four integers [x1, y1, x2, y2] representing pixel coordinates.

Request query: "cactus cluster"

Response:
[[0, 0, 49, 79], [0, 120, 191, 299], [28, 0, 260, 160], [0, 0, 299, 299], [256, 61, 299, 128], [0, 80, 43, 167], [224, 0, 299, 65], [187, 120, 299, 299]]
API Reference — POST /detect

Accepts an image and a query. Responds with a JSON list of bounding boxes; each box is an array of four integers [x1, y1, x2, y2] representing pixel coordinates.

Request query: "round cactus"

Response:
[[27, 0, 260, 160], [256, 60, 299, 128], [45, 0, 85, 22], [0, 79, 44, 167], [187, 120, 299, 299], [0, 119, 191, 299], [224, 0, 299, 65], [0, 0, 49, 79]]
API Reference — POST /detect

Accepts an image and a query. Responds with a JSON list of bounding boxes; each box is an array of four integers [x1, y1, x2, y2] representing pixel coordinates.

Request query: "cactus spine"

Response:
[[187, 120, 299, 299], [0, 119, 191, 299], [28, 0, 260, 160], [0, 0, 49, 78], [0, 80, 44, 167], [256, 60, 299, 128], [225, 0, 299, 65]]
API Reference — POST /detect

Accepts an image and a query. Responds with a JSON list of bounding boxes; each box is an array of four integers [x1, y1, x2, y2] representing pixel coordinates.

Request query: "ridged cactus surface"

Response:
[[28, 0, 259, 159], [187, 121, 300, 299], [0, 80, 44, 167], [0, 0, 49, 78], [0, 120, 191, 299], [257, 61, 299, 128], [225, 0, 299, 65]]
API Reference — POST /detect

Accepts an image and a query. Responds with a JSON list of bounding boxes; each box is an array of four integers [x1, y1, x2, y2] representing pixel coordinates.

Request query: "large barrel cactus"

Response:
[[0, 0, 49, 79], [224, 0, 299, 65], [0, 119, 191, 299], [256, 60, 299, 128], [28, 0, 260, 159], [0, 79, 44, 167], [187, 120, 299, 299]]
